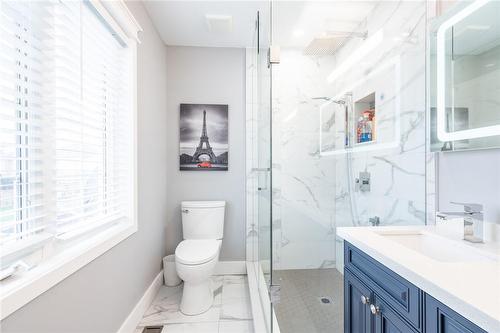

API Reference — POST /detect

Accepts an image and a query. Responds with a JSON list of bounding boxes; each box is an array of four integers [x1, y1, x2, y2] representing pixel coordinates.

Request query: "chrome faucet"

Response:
[[369, 216, 380, 226], [437, 202, 484, 243]]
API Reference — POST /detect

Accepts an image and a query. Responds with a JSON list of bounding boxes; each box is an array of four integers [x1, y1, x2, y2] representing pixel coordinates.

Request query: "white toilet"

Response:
[[175, 201, 225, 315]]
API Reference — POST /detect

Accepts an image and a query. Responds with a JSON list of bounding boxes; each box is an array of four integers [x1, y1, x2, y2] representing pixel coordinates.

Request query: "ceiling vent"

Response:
[[205, 14, 233, 33]]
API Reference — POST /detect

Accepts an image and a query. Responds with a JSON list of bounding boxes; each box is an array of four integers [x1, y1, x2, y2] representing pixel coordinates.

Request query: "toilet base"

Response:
[[180, 279, 214, 315]]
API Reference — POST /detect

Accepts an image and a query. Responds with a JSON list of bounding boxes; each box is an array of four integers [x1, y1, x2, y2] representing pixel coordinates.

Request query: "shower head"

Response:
[[303, 30, 368, 56]]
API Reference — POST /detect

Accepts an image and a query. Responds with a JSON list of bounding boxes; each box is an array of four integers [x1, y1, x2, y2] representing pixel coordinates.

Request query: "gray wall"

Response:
[[438, 148, 500, 224], [165, 46, 246, 261], [1, 2, 169, 332]]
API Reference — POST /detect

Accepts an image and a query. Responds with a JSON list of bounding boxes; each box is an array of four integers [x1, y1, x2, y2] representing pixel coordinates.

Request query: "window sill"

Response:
[[0, 222, 137, 320], [1, 234, 54, 261]]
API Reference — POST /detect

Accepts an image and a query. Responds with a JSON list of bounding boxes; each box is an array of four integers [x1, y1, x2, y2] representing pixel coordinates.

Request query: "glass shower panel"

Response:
[[248, 8, 273, 333], [257, 8, 273, 330], [270, 1, 428, 333], [255, 9, 272, 307]]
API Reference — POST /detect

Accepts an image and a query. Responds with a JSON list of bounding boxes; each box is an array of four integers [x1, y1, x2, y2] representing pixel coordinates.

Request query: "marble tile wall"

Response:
[[279, 1, 429, 270], [331, 1, 428, 230], [271, 52, 338, 269]]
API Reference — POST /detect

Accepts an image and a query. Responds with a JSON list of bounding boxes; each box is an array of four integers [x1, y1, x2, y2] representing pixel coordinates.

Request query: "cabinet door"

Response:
[[345, 269, 373, 333], [425, 295, 487, 333], [373, 296, 418, 333], [344, 242, 422, 329]]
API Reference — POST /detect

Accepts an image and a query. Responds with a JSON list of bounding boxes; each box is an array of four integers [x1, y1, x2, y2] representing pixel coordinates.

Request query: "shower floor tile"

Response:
[[273, 268, 344, 333]]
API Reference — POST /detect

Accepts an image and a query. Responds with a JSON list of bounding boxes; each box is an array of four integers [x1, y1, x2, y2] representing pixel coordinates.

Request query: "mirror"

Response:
[[429, 0, 500, 152]]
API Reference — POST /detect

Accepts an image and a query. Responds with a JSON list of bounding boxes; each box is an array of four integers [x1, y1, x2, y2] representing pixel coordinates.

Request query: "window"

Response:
[[0, 0, 140, 318]]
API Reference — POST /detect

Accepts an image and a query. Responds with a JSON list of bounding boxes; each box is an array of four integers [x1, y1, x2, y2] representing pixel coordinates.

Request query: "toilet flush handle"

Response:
[[182, 209, 189, 213]]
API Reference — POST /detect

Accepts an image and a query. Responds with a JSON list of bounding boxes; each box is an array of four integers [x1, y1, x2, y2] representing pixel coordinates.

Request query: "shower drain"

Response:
[[319, 296, 333, 305], [141, 327, 163, 333]]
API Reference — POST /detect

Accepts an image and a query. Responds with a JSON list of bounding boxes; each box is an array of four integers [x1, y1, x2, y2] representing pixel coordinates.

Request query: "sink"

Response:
[[375, 230, 498, 263]]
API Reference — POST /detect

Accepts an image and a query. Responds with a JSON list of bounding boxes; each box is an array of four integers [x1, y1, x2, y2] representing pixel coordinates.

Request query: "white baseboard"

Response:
[[118, 270, 163, 333], [214, 260, 246, 275]]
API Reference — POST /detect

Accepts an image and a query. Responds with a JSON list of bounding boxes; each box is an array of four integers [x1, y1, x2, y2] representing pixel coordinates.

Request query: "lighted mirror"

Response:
[[430, 0, 500, 152]]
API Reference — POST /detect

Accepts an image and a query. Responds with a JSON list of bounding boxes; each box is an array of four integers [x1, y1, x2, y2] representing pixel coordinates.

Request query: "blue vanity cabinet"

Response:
[[344, 242, 487, 333], [344, 269, 374, 333], [425, 295, 487, 333]]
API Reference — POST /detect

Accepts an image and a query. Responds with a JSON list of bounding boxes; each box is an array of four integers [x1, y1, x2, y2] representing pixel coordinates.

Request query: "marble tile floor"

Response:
[[136, 275, 254, 333], [273, 268, 344, 333]]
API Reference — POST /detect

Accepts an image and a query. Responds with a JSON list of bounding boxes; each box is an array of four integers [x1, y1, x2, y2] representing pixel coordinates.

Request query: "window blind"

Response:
[[0, 1, 132, 247], [0, 1, 51, 245]]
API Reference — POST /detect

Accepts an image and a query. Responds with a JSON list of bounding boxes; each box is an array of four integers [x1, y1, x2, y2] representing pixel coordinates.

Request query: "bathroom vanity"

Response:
[[338, 226, 500, 333]]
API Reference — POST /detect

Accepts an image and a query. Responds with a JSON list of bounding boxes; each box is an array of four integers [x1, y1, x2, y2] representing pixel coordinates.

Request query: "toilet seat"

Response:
[[175, 239, 220, 265]]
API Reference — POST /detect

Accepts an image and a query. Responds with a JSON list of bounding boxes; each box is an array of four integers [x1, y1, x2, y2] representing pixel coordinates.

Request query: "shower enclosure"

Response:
[[247, 1, 429, 332]]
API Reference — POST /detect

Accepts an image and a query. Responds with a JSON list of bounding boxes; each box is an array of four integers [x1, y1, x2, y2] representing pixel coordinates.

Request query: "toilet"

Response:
[[175, 201, 225, 315]]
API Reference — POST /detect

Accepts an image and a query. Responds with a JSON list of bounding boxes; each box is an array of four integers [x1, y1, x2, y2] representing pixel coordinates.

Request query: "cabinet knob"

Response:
[[370, 304, 380, 315], [361, 295, 370, 305]]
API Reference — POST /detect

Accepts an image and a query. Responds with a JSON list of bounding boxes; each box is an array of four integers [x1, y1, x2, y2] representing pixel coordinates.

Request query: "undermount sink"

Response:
[[374, 230, 497, 263]]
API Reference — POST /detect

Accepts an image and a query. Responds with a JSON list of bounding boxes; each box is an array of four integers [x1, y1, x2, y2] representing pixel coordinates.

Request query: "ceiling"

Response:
[[143, 1, 268, 48], [143, 1, 376, 49]]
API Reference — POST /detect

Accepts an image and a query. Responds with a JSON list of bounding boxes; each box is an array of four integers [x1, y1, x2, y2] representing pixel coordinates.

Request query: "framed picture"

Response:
[[179, 104, 228, 171]]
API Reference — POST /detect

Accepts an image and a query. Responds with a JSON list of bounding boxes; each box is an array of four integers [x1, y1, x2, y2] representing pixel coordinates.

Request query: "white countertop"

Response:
[[337, 224, 500, 332]]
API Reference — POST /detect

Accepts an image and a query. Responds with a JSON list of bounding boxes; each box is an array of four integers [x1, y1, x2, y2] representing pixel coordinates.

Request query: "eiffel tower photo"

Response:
[[179, 104, 228, 171], [192, 110, 217, 162]]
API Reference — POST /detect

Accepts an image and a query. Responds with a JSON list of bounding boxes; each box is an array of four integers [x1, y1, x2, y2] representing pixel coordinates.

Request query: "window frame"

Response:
[[0, 0, 142, 320]]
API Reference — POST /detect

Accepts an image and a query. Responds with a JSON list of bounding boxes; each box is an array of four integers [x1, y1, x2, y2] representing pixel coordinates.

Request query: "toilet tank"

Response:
[[181, 201, 225, 240]]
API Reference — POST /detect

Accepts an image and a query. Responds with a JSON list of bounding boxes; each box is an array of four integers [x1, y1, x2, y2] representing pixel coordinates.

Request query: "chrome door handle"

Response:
[[361, 295, 370, 305], [370, 304, 380, 315]]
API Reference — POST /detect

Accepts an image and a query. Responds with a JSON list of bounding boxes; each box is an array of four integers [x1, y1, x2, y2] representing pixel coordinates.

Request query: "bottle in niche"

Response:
[[357, 117, 364, 143], [359, 110, 375, 143], [360, 114, 372, 143]]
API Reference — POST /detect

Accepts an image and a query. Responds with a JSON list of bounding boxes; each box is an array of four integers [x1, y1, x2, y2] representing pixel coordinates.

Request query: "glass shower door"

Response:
[[249, 7, 273, 333]]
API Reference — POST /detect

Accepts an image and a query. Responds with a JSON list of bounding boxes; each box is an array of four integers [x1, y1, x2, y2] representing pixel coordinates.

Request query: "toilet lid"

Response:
[[175, 239, 220, 265]]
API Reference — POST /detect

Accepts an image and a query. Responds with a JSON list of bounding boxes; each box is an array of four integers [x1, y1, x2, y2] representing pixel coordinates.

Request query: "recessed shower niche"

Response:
[[319, 57, 403, 156]]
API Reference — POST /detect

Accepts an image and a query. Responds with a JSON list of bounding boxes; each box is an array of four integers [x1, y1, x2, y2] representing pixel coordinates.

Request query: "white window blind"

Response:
[[0, 1, 49, 245], [0, 1, 133, 249]]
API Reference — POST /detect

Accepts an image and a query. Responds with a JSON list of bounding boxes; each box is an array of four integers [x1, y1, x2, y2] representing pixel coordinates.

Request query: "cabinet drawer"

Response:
[[344, 242, 422, 330], [425, 294, 487, 333]]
